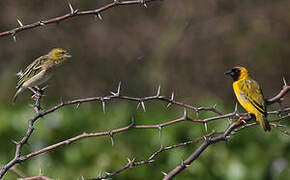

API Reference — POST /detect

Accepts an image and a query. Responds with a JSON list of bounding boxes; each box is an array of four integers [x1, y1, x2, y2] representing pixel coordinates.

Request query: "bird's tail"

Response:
[[256, 113, 271, 132], [13, 87, 25, 103]]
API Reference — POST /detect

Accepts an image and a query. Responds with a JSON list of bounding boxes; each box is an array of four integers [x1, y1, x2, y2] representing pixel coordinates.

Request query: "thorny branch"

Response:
[[0, 0, 160, 41], [0, 88, 44, 179], [92, 131, 218, 180], [0, 82, 289, 179], [162, 81, 290, 180]]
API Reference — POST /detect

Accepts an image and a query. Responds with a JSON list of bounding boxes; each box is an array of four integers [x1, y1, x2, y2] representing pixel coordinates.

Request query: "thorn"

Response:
[[109, 131, 114, 146], [110, 82, 121, 96], [181, 160, 186, 167], [156, 85, 161, 97], [68, 2, 74, 14], [60, 97, 64, 105], [81, 176, 85, 180], [39, 168, 43, 175], [41, 85, 48, 91], [141, 101, 146, 112], [17, 19, 23, 27], [212, 104, 217, 109], [39, 21, 45, 26], [167, 92, 174, 108], [234, 102, 238, 113], [136, 102, 140, 110], [114, 0, 120, 3], [110, 91, 117, 96], [12, 140, 19, 145], [228, 118, 233, 124], [283, 77, 287, 87], [127, 158, 135, 168], [76, 103, 80, 109], [101, 100, 106, 113], [104, 172, 111, 176], [157, 125, 162, 139], [117, 81, 121, 95], [276, 123, 287, 128], [98, 170, 102, 179], [171, 92, 174, 101], [140, 0, 147, 8], [161, 171, 167, 176], [12, 31, 16, 42], [96, 13, 102, 20], [241, 120, 247, 124], [183, 108, 187, 119], [130, 116, 135, 127], [204, 122, 208, 132]]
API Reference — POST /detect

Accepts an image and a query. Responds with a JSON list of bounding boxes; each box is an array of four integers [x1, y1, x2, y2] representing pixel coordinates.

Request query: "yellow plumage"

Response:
[[225, 66, 271, 131]]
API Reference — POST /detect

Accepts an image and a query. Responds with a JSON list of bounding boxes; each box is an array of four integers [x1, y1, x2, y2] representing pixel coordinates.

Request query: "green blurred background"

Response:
[[0, 0, 289, 179]]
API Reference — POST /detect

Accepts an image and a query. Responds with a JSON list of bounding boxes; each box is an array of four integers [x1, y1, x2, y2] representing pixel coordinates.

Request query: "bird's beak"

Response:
[[224, 70, 233, 76], [64, 52, 72, 58]]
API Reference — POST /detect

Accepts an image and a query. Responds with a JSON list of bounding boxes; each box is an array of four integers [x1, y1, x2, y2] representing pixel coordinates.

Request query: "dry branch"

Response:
[[0, 82, 289, 179], [0, 0, 160, 41], [0, 83, 224, 179], [266, 78, 290, 105]]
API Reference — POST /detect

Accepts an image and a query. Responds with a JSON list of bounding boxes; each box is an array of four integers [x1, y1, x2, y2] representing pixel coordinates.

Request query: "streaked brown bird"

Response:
[[13, 48, 72, 102]]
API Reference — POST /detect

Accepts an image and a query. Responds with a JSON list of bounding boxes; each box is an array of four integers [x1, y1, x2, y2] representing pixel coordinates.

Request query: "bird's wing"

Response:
[[16, 55, 49, 89], [241, 79, 267, 116]]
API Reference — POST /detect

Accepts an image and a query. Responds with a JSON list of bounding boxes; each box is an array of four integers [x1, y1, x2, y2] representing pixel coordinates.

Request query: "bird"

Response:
[[225, 66, 271, 131], [13, 48, 72, 102]]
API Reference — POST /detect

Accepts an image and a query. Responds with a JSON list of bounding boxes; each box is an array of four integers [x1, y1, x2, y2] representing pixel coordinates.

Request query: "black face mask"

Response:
[[225, 68, 241, 81]]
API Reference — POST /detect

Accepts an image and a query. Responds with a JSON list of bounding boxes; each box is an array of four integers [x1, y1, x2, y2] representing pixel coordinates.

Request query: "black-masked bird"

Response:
[[225, 66, 271, 131], [13, 48, 72, 102]]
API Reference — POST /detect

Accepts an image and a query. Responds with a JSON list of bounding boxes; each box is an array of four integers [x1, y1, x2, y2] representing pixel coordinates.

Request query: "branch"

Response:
[[0, 0, 160, 41], [266, 78, 290, 105], [0, 88, 43, 179], [163, 80, 290, 180], [21, 175, 54, 180], [1, 81, 289, 179], [93, 112, 290, 180], [0, 84, 223, 179], [91, 131, 217, 180]]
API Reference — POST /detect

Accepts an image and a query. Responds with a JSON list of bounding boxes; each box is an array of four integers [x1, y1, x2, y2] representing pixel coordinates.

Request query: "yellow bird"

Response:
[[225, 66, 271, 131], [13, 48, 72, 102]]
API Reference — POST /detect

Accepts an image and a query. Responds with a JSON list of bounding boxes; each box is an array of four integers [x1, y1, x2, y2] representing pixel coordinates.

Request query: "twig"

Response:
[[20, 175, 54, 180], [266, 79, 289, 105], [91, 131, 217, 180]]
